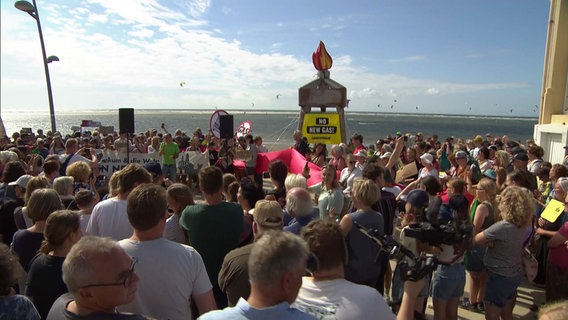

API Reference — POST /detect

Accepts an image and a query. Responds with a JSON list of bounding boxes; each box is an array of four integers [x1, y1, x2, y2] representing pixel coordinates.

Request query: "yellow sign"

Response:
[[302, 113, 342, 144], [541, 199, 565, 223]]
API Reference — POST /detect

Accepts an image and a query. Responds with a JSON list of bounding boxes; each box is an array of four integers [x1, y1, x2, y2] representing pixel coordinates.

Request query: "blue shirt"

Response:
[[198, 298, 316, 320]]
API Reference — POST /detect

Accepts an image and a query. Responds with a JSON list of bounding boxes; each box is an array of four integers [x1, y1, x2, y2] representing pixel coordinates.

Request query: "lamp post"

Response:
[[15, 0, 58, 133]]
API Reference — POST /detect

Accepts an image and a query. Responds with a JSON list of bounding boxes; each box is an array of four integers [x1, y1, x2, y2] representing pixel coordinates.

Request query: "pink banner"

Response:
[[234, 148, 322, 187]]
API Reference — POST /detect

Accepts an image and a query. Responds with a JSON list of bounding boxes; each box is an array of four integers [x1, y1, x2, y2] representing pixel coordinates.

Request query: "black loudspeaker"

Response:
[[119, 108, 135, 134], [219, 115, 234, 140]]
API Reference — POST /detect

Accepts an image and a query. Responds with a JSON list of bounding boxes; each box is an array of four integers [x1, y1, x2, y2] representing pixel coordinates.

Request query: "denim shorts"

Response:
[[431, 264, 466, 301], [484, 271, 522, 308]]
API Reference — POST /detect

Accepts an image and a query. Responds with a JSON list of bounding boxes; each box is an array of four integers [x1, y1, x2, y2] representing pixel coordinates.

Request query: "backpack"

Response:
[[59, 154, 74, 176]]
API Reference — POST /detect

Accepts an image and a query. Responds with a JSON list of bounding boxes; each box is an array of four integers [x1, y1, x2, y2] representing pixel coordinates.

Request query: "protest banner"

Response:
[[95, 150, 209, 177]]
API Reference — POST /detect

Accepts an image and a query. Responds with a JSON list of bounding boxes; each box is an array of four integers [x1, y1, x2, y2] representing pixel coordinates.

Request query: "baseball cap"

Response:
[[253, 200, 283, 228], [144, 162, 163, 177], [513, 152, 528, 162], [420, 153, 433, 165], [416, 132, 423, 136], [406, 189, 429, 208], [8, 174, 33, 188], [455, 151, 468, 159], [483, 168, 497, 180]]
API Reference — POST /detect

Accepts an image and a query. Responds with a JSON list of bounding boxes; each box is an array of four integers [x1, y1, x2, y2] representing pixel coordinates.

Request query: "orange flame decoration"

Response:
[[312, 41, 333, 71]]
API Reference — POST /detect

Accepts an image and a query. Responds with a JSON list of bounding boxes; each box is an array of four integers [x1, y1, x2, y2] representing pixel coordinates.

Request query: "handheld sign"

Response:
[[236, 121, 252, 138], [541, 199, 564, 223], [209, 110, 229, 139]]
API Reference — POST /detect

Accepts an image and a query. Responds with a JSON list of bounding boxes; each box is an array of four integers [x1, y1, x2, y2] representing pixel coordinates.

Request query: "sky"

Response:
[[1, 0, 550, 117]]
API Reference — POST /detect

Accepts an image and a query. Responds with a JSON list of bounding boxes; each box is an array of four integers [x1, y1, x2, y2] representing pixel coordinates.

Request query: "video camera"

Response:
[[353, 220, 437, 282], [353, 195, 473, 281], [404, 195, 473, 248]]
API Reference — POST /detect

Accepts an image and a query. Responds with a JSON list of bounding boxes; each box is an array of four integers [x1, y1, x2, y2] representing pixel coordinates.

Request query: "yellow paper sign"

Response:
[[302, 113, 342, 144], [541, 199, 565, 223]]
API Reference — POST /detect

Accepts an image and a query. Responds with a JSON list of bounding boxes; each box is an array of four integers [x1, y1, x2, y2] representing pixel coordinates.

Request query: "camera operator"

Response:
[[430, 194, 470, 320], [391, 189, 431, 317]]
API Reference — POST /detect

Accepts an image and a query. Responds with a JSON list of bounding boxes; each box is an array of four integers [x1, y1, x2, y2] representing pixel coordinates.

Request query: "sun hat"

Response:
[[420, 153, 433, 165]]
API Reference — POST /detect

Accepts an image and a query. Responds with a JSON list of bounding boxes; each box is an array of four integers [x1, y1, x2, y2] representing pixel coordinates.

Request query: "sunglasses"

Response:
[[81, 258, 137, 289]]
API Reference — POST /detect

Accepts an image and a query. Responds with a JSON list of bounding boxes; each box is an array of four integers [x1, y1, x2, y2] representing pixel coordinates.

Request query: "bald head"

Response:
[[286, 187, 313, 218]]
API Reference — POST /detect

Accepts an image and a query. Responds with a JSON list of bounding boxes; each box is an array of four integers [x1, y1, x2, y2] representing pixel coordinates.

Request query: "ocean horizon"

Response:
[[1, 108, 539, 148]]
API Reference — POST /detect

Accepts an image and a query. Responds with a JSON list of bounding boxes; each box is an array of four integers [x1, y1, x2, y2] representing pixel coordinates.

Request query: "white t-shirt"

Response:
[[293, 277, 395, 320], [339, 167, 362, 195], [118, 238, 212, 320], [85, 198, 132, 240], [59, 153, 93, 167]]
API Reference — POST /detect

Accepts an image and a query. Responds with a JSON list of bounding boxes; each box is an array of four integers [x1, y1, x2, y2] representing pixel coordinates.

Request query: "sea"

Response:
[[1, 109, 538, 148]]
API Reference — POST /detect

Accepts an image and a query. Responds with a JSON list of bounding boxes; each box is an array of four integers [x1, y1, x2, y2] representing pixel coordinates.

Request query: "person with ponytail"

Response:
[[25, 210, 81, 319]]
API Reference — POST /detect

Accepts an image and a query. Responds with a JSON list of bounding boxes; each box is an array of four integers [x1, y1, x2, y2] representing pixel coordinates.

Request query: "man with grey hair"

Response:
[[47, 236, 151, 319], [284, 187, 317, 235], [206, 230, 316, 319], [218, 200, 284, 306]]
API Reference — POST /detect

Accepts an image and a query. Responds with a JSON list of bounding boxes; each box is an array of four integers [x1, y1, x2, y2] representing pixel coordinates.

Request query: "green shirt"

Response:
[[180, 202, 243, 286], [160, 142, 179, 165]]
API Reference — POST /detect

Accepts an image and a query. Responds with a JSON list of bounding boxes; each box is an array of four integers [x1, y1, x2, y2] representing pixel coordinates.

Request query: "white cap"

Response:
[[8, 174, 33, 188]]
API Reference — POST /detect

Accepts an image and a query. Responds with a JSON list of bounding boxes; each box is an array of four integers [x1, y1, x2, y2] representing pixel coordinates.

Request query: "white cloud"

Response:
[[426, 87, 439, 95], [388, 55, 426, 63], [88, 13, 108, 24], [128, 28, 155, 39]]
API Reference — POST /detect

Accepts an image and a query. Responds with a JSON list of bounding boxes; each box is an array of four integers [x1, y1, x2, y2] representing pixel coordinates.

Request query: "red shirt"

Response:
[[353, 145, 367, 155], [548, 221, 568, 269]]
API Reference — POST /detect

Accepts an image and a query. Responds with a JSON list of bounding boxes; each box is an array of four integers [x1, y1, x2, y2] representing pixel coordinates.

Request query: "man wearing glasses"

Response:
[[47, 236, 151, 319]]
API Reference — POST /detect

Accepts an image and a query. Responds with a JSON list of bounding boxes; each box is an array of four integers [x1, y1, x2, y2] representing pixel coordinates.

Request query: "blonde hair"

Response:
[[24, 176, 51, 204], [53, 176, 74, 196], [477, 178, 500, 222], [538, 301, 568, 320], [352, 178, 380, 207], [494, 150, 510, 168], [498, 186, 534, 228], [65, 161, 91, 183], [285, 174, 307, 190], [108, 171, 120, 197]]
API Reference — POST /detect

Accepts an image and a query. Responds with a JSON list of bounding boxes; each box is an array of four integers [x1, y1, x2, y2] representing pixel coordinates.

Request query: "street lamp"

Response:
[[15, 0, 58, 133]]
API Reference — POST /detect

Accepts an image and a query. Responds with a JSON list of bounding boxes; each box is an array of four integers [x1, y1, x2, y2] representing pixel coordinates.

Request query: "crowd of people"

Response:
[[0, 125, 567, 320]]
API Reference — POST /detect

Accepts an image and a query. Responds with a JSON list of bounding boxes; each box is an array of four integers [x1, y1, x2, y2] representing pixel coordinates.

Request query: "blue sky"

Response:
[[1, 0, 549, 116]]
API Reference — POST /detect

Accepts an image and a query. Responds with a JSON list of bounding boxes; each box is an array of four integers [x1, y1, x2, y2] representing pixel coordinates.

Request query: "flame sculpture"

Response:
[[312, 41, 333, 71]]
